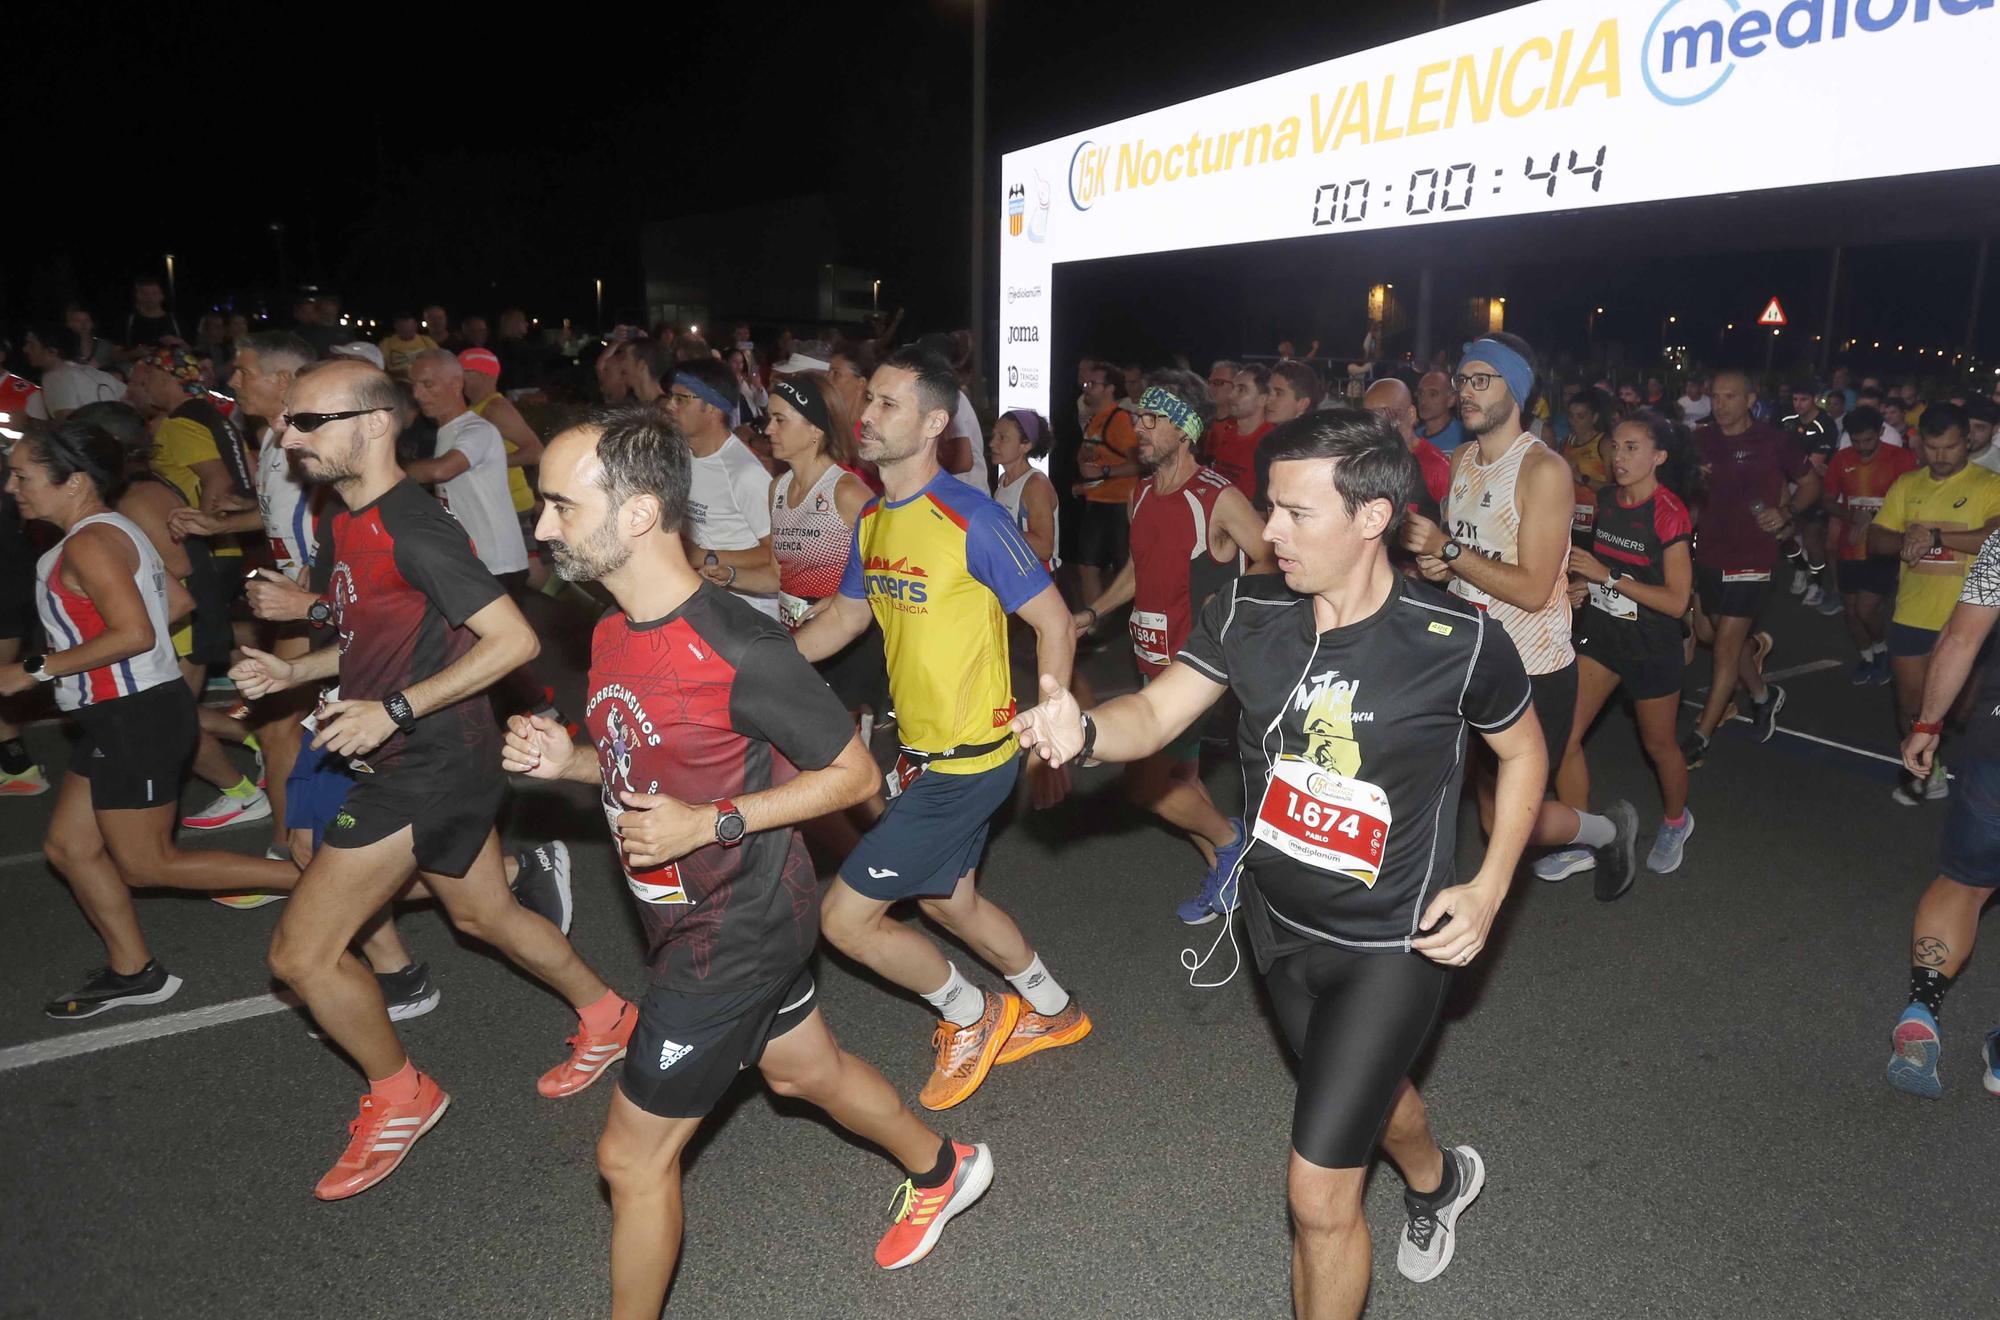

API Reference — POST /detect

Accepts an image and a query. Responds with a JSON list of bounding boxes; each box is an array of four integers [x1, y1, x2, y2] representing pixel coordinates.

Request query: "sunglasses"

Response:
[[282, 407, 392, 432]]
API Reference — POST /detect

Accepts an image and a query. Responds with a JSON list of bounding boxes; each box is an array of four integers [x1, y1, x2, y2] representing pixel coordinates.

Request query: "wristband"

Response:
[[1911, 720, 1945, 736], [1078, 711, 1098, 761], [1083, 606, 1100, 626]]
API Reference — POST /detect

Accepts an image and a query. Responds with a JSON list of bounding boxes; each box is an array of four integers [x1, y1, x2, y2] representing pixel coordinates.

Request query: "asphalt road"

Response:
[[1, 587, 1995, 1320]]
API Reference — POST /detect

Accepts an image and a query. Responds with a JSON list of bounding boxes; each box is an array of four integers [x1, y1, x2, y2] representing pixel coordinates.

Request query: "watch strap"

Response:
[[713, 798, 746, 846]]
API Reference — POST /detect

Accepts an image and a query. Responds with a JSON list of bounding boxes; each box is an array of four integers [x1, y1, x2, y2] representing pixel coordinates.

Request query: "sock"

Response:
[[242, 732, 261, 754], [578, 988, 628, 1035], [922, 964, 986, 1028], [1411, 1147, 1459, 1203], [910, 1138, 958, 1189], [369, 1060, 422, 1103], [1006, 955, 1071, 1018], [223, 775, 259, 801], [1909, 966, 1953, 1019], [1568, 811, 1616, 849], [1864, 643, 1885, 659], [1662, 812, 1688, 829], [0, 738, 30, 774]]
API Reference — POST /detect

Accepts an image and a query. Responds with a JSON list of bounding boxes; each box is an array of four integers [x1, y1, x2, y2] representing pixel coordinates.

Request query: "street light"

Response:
[[595, 277, 604, 328], [164, 253, 177, 306]]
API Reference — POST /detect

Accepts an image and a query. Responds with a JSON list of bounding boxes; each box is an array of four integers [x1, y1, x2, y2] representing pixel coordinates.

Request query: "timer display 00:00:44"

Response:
[[1310, 145, 1607, 226]]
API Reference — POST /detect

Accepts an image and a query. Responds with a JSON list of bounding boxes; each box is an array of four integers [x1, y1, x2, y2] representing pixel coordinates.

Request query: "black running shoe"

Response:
[[1592, 800, 1639, 903], [379, 962, 441, 1022], [1680, 729, 1710, 769], [1751, 684, 1786, 744], [44, 961, 184, 1021], [510, 840, 574, 935]]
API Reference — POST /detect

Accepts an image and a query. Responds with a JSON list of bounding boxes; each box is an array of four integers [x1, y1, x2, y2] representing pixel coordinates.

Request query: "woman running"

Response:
[[1543, 409, 1698, 893], [1, 420, 297, 1019], [989, 410, 1059, 572]]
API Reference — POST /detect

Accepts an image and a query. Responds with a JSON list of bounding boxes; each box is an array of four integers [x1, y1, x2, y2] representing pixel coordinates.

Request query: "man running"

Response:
[[229, 358, 634, 1200], [1072, 367, 1271, 922], [503, 406, 990, 1316], [795, 346, 1088, 1111], [1402, 334, 1640, 899], [1823, 406, 1915, 685], [1012, 408, 1542, 1320]]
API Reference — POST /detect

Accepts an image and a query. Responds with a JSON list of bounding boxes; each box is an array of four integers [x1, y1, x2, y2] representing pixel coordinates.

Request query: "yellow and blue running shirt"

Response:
[[840, 471, 1051, 774]]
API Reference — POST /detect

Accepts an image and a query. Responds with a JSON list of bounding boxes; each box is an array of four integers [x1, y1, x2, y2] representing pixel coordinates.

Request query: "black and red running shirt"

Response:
[[324, 480, 504, 772], [586, 582, 853, 992], [1584, 485, 1692, 647]]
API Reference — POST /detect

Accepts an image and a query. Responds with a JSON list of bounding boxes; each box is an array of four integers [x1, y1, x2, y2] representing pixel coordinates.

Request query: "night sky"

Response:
[[10, 0, 1996, 382]]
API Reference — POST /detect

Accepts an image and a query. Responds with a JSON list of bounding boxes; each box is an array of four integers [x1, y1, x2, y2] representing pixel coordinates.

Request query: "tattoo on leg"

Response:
[[1914, 936, 1950, 967]]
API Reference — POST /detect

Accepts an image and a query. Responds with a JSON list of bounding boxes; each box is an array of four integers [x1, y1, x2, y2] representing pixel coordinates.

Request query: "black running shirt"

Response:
[[1177, 572, 1531, 951], [1582, 486, 1692, 649], [325, 480, 503, 773], [586, 583, 853, 992]]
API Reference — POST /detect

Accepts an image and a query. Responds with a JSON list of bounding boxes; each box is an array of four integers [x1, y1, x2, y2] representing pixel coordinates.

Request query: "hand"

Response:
[[615, 791, 716, 869], [1566, 546, 1609, 584], [1009, 674, 1085, 767], [1069, 481, 1095, 496], [1411, 879, 1506, 967], [1902, 525, 1933, 565], [166, 506, 226, 540], [1077, 460, 1104, 481], [1414, 553, 1451, 583], [699, 563, 735, 587], [797, 596, 834, 625], [1903, 727, 1940, 779], [0, 663, 32, 697], [246, 569, 317, 621], [312, 699, 398, 757], [1070, 609, 1097, 638], [229, 646, 297, 699], [1754, 507, 1789, 534], [1566, 578, 1589, 608], [503, 712, 579, 780], [1401, 510, 1446, 559], [1026, 754, 1073, 809]]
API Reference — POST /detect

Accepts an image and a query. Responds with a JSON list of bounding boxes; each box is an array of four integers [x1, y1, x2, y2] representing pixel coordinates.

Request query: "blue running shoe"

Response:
[[1984, 1028, 2000, 1097], [1177, 818, 1249, 925], [1887, 1003, 1943, 1098]]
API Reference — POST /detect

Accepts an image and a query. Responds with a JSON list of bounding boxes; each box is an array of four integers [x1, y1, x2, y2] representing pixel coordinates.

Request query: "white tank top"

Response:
[[993, 465, 1059, 569], [1444, 433, 1574, 675], [35, 512, 183, 711]]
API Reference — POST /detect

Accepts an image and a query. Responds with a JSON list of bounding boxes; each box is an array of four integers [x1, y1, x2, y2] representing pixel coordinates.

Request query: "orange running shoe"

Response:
[[874, 1141, 993, 1269], [536, 1000, 637, 1098], [995, 998, 1093, 1066], [313, 1073, 451, 1201], [917, 992, 1021, 1111]]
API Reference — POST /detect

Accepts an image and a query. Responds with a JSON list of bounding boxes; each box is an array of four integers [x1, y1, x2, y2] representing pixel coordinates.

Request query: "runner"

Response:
[[1823, 406, 1916, 685], [667, 357, 783, 619], [1867, 403, 2000, 805], [1559, 388, 1613, 487], [1209, 363, 1274, 501], [1783, 382, 1843, 614], [1402, 334, 1641, 900], [1075, 368, 1271, 919], [1681, 370, 1820, 769], [1072, 361, 1139, 610], [228, 358, 634, 1200], [502, 405, 990, 1316], [794, 346, 1090, 1111], [1888, 525, 2000, 1098], [1, 420, 298, 1018], [1543, 411, 1698, 888], [458, 347, 550, 590], [1011, 407, 1542, 1320], [990, 409, 1059, 572]]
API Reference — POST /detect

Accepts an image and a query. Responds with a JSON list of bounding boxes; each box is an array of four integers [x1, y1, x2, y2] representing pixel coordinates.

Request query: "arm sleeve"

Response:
[[391, 506, 505, 628], [729, 636, 856, 772], [964, 501, 1052, 614], [1460, 615, 1533, 732], [1175, 581, 1237, 684]]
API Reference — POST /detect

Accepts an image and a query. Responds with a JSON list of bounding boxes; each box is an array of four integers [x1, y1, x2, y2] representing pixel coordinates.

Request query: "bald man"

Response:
[[1414, 370, 1466, 453], [1365, 378, 1450, 509], [407, 350, 528, 578]]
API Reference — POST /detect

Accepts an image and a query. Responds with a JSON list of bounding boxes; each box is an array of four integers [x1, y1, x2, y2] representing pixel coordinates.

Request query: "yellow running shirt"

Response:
[[840, 472, 1051, 775], [1876, 462, 2000, 630]]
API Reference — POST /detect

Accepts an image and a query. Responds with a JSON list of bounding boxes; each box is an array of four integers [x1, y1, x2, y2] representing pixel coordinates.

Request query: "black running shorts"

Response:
[[1574, 615, 1684, 702], [1264, 942, 1453, 1169], [621, 965, 818, 1119], [1695, 565, 1771, 621], [68, 681, 197, 811], [1528, 661, 1578, 786], [320, 762, 503, 877]]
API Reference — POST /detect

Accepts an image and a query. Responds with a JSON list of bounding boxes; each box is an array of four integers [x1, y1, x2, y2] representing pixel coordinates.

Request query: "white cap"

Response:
[[770, 352, 831, 376], [330, 342, 385, 369]]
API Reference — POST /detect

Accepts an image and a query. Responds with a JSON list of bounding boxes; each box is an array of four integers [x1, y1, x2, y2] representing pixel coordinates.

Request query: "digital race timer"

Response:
[[1310, 145, 1607, 226]]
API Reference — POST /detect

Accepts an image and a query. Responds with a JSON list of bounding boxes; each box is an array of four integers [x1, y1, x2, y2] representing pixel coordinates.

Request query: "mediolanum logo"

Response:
[[1006, 325, 1040, 344], [1643, 0, 1991, 106], [1006, 284, 1043, 305]]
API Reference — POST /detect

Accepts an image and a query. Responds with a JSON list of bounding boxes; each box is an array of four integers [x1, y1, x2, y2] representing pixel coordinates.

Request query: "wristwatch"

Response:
[[383, 691, 419, 733], [1439, 540, 1463, 564], [713, 798, 747, 847], [22, 653, 53, 683], [307, 599, 334, 628], [1078, 711, 1099, 761], [1931, 527, 1945, 554]]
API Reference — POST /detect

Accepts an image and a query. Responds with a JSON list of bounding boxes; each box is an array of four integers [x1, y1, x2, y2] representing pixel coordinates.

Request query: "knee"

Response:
[[43, 829, 91, 876], [820, 891, 872, 950], [764, 1056, 836, 1102], [1288, 1171, 1364, 1240], [596, 1128, 674, 1193], [267, 922, 334, 988]]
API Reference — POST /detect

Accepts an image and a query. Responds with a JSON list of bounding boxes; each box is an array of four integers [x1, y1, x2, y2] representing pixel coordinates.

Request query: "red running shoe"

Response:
[[537, 1000, 637, 1098], [874, 1141, 994, 1269], [313, 1073, 451, 1201]]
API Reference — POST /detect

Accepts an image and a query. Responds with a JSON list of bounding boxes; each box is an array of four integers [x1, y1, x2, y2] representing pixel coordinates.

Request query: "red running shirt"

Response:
[[1128, 466, 1242, 676]]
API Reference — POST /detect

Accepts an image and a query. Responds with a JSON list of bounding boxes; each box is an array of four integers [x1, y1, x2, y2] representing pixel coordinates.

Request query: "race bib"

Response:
[[1587, 580, 1638, 620], [778, 591, 811, 629], [1721, 569, 1772, 583], [1913, 521, 1967, 574], [1572, 502, 1596, 535], [1129, 609, 1171, 668], [1253, 757, 1393, 888], [602, 790, 687, 904]]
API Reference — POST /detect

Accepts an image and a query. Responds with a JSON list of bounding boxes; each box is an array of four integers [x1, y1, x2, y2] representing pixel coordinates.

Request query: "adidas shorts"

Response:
[[620, 965, 817, 1119]]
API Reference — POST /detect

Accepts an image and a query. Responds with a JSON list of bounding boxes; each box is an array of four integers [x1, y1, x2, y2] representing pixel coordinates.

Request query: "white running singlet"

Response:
[[35, 513, 182, 711], [1443, 432, 1574, 675], [255, 426, 316, 576]]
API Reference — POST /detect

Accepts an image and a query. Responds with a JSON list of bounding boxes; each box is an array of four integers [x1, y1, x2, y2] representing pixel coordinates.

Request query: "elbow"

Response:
[[511, 624, 541, 668]]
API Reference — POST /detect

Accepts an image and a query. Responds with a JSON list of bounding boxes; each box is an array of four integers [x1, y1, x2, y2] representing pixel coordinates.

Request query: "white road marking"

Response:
[[1760, 658, 1845, 681], [1680, 699, 1915, 770], [0, 993, 294, 1074]]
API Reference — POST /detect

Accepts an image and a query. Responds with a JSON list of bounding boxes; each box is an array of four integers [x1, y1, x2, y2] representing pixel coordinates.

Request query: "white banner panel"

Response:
[[997, 0, 2000, 418]]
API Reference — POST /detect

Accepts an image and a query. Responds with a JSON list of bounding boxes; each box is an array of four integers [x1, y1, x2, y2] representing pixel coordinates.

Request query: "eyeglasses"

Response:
[[1452, 372, 1498, 393], [1135, 411, 1167, 430], [667, 391, 700, 407], [281, 407, 391, 433]]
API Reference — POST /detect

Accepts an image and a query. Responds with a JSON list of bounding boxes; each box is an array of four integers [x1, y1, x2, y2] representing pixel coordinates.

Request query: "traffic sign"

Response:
[[1758, 297, 1787, 327]]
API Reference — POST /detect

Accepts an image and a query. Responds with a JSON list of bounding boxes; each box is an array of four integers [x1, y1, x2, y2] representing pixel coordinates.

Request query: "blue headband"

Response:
[[1460, 338, 1532, 411], [674, 372, 735, 418]]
